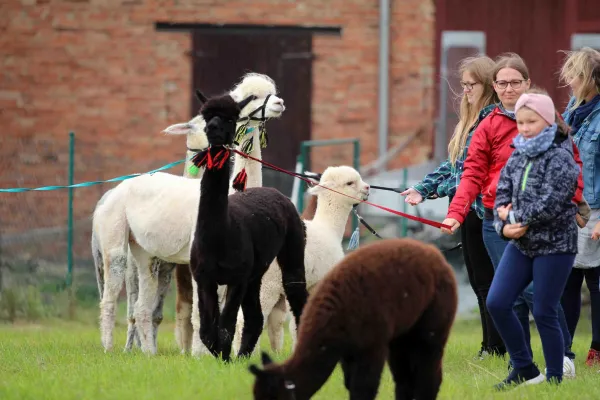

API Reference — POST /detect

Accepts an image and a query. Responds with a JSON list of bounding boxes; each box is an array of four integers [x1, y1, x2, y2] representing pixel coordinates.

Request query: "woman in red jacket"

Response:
[[440, 53, 580, 375]]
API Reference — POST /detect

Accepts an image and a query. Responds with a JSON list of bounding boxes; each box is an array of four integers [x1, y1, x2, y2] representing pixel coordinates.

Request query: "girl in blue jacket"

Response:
[[487, 92, 580, 389]]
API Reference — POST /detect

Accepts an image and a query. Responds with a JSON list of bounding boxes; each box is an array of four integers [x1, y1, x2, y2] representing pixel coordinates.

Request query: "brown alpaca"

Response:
[[249, 238, 458, 400]]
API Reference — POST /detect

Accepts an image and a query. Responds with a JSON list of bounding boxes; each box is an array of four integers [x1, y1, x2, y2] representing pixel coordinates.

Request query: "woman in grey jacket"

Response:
[[487, 92, 580, 389]]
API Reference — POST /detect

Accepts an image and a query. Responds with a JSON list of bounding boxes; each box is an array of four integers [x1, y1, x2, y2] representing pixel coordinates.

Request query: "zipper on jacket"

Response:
[[521, 161, 533, 192]]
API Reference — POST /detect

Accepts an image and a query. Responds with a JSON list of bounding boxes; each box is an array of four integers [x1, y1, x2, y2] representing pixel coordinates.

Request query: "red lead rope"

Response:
[[231, 149, 452, 230]]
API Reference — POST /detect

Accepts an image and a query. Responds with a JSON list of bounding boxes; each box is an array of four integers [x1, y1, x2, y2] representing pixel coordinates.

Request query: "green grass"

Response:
[[0, 317, 598, 399]]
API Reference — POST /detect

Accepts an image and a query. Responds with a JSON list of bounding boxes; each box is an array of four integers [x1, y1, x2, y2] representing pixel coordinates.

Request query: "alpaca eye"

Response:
[[346, 181, 354, 186]]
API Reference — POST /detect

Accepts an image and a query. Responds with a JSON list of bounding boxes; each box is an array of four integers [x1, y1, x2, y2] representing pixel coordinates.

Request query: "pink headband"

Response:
[[515, 93, 556, 125]]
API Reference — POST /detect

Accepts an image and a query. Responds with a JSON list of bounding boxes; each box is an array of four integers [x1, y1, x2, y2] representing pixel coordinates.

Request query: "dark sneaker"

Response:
[[494, 363, 545, 391]]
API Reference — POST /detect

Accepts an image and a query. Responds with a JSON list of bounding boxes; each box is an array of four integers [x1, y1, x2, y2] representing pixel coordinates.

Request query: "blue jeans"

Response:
[[482, 219, 575, 359], [487, 243, 574, 381]]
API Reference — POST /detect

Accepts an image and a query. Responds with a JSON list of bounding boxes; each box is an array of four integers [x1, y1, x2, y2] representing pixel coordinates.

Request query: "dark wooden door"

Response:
[[191, 31, 313, 196]]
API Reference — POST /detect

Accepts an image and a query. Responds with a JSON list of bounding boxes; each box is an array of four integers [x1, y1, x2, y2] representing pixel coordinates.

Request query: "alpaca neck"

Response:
[[229, 125, 263, 194], [183, 150, 205, 179], [197, 147, 231, 241], [312, 197, 354, 240], [274, 348, 339, 400]]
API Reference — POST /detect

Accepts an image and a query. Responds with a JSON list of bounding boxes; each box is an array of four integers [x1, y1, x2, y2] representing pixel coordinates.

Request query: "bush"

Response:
[[0, 286, 45, 322]]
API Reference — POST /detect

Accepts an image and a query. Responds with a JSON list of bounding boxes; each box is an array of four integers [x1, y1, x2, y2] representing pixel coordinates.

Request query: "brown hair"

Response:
[[524, 86, 571, 135], [559, 47, 600, 110], [492, 52, 530, 82], [447, 56, 498, 166]]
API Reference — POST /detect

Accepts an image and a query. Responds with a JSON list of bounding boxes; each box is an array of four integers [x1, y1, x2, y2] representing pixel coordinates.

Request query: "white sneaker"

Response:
[[563, 356, 576, 378], [545, 356, 576, 379]]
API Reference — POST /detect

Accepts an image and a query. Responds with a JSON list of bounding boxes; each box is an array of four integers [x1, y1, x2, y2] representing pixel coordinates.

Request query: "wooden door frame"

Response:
[[155, 22, 341, 121]]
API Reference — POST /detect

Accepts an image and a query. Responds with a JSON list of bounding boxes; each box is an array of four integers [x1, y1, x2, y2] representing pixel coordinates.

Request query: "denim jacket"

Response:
[[563, 96, 600, 209]]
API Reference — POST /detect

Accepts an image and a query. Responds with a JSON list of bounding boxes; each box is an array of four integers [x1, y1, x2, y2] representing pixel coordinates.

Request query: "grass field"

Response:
[[0, 314, 599, 400]]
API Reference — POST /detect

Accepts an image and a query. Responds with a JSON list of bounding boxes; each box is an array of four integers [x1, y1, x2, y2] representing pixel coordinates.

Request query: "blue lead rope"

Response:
[[0, 159, 186, 193]]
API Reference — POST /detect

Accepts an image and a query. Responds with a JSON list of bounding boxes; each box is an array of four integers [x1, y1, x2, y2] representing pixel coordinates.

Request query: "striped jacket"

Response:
[[412, 104, 496, 218]]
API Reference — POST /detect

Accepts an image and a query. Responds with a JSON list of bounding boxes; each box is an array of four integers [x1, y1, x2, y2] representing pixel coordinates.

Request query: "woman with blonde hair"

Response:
[[559, 46, 600, 368], [401, 55, 505, 358]]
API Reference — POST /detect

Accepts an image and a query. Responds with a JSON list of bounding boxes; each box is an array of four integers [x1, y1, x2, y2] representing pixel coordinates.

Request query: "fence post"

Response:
[[297, 143, 309, 213], [66, 131, 74, 288]]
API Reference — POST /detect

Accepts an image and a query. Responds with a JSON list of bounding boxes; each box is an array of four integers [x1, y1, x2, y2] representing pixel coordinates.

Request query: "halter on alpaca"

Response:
[[230, 94, 272, 191]]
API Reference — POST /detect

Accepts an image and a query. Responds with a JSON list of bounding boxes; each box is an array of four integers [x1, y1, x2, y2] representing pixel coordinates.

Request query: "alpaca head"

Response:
[[162, 89, 209, 151], [201, 94, 256, 147], [230, 73, 285, 125], [249, 352, 295, 400], [307, 166, 370, 206]]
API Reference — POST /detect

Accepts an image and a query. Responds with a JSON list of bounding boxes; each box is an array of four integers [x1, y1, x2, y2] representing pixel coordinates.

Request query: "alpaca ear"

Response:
[[237, 94, 257, 110], [261, 351, 274, 366], [307, 180, 333, 196], [162, 122, 193, 135], [248, 364, 264, 376], [195, 88, 208, 104]]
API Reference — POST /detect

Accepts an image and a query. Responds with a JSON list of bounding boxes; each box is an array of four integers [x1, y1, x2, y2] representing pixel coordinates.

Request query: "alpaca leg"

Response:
[[232, 283, 283, 356], [387, 337, 414, 400], [124, 251, 140, 351], [341, 356, 356, 392], [346, 347, 387, 400], [276, 228, 309, 333], [99, 252, 127, 352], [288, 307, 299, 351], [196, 278, 220, 358], [266, 295, 288, 353], [152, 261, 175, 351], [175, 263, 194, 353], [190, 277, 210, 357], [237, 280, 265, 358], [131, 247, 160, 355], [408, 293, 455, 399], [218, 283, 248, 361], [407, 343, 443, 400], [91, 230, 104, 302]]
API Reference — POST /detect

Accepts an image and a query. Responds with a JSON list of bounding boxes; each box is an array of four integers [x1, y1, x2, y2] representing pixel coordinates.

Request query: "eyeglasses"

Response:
[[460, 81, 480, 90], [494, 79, 527, 90]]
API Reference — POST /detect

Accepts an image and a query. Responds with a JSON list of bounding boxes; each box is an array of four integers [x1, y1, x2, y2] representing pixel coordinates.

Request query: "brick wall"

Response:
[[0, 0, 435, 263]]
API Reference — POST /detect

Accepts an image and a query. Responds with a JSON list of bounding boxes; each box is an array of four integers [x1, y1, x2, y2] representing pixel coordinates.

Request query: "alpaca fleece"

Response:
[[191, 93, 308, 361], [230, 166, 370, 356], [250, 238, 458, 400]]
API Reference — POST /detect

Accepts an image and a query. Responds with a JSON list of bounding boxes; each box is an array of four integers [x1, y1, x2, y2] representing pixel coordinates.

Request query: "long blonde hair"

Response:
[[559, 47, 600, 110], [448, 56, 498, 166]]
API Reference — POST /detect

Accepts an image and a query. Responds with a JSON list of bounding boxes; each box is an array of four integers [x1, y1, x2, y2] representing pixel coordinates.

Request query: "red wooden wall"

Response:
[[433, 0, 600, 149]]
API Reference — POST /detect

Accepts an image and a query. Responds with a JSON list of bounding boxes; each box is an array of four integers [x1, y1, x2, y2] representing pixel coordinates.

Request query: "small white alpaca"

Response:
[[93, 73, 285, 355], [230, 165, 370, 355]]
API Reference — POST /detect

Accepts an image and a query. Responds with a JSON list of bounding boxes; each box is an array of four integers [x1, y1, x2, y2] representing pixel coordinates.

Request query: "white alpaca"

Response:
[[93, 73, 285, 355], [229, 165, 370, 355], [91, 109, 209, 351]]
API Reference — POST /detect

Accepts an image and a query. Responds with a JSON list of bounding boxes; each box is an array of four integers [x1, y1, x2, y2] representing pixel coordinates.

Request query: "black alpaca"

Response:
[[249, 238, 458, 400], [190, 93, 309, 361]]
